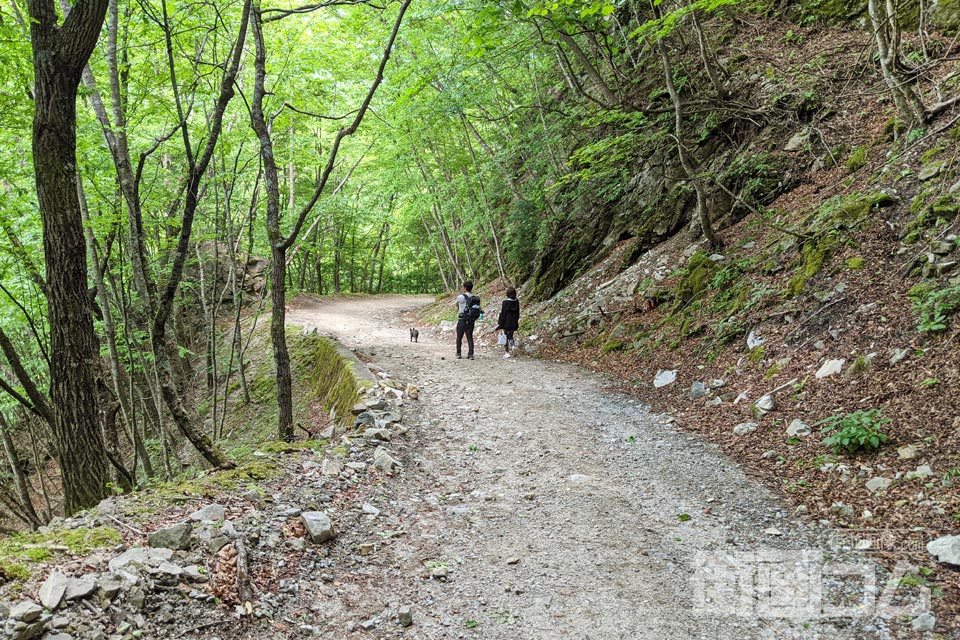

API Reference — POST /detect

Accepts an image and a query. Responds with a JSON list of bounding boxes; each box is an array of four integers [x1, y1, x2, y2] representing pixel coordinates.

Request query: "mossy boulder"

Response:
[[675, 251, 720, 303]]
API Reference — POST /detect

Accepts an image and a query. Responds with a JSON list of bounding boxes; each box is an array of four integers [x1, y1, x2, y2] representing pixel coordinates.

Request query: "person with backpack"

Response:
[[455, 281, 482, 359], [496, 287, 520, 358]]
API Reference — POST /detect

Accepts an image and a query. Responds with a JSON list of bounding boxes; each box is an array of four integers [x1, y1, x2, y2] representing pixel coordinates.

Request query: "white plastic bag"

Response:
[[497, 333, 507, 346]]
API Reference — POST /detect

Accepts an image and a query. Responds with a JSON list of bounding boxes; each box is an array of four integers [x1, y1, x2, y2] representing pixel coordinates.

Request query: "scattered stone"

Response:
[[359, 618, 377, 631], [732, 422, 758, 436], [363, 428, 392, 442], [182, 565, 209, 583], [784, 128, 810, 151], [752, 394, 775, 417], [321, 458, 345, 477], [746, 329, 764, 349], [350, 403, 368, 416], [919, 160, 945, 181], [865, 477, 892, 493], [795, 505, 808, 515], [689, 381, 708, 400], [830, 502, 854, 518], [907, 465, 934, 480], [373, 447, 401, 474], [813, 340, 825, 350], [361, 503, 380, 517], [38, 570, 68, 610], [888, 347, 910, 366], [398, 605, 413, 627], [319, 425, 335, 440], [301, 511, 336, 543], [708, 379, 725, 389], [761, 450, 777, 459], [786, 419, 811, 437], [930, 240, 953, 255], [652, 370, 677, 388], [356, 543, 375, 556], [63, 576, 96, 602], [815, 359, 845, 379], [406, 384, 419, 399], [108, 547, 173, 572], [189, 504, 225, 522], [764, 527, 783, 536], [897, 444, 919, 460], [148, 522, 192, 550], [9, 600, 42, 622], [911, 612, 936, 632]]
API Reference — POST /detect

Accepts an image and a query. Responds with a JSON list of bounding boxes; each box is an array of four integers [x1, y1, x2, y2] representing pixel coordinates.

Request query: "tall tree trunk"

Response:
[[29, 0, 112, 514]]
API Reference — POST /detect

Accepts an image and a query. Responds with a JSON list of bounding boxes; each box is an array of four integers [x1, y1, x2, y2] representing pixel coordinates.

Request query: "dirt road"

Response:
[[285, 295, 908, 640]]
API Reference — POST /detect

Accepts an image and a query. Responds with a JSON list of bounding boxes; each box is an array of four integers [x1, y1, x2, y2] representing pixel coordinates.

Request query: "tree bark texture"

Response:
[[29, 0, 112, 514]]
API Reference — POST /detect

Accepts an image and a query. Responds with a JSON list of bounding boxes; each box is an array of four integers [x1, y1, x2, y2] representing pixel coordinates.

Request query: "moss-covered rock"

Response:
[[0, 526, 121, 584]]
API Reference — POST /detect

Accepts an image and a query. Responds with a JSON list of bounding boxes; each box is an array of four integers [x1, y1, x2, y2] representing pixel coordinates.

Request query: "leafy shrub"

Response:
[[818, 409, 890, 454], [909, 283, 960, 332]]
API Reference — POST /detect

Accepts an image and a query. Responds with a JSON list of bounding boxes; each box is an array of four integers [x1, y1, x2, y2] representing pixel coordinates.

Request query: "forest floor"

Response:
[[1, 295, 940, 640], [278, 294, 928, 639]]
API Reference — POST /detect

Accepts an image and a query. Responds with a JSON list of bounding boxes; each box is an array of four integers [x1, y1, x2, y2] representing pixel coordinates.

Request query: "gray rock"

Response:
[[830, 502, 854, 518], [897, 444, 919, 459], [363, 428, 392, 441], [9, 600, 42, 622], [786, 419, 811, 437], [888, 347, 910, 366], [108, 547, 173, 572], [359, 618, 377, 631], [907, 465, 934, 480], [38, 570, 68, 610], [919, 160, 945, 181], [752, 394, 775, 417], [732, 422, 758, 436], [96, 575, 125, 600], [708, 379, 725, 389], [43, 634, 74, 640], [321, 458, 344, 477], [911, 612, 936, 632], [189, 504, 225, 523], [865, 477, 892, 493], [350, 403, 369, 416], [361, 503, 380, 517], [398, 605, 413, 627], [930, 240, 953, 255], [301, 511, 336, 543], [10, 619, 44, 640], [64, 576, 96, 601], [373, 447, 400, 473], [815, 359, 845, 379], [148, 522, 192, 550], [354, 412, 376, 428], [689, 382, 708, 400], [652, 369, 677, 388], [784, 128, 810, 151]]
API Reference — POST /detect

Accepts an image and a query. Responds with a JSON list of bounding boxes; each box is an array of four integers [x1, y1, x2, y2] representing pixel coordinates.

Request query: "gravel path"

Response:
[[286, 295, 906, 640]]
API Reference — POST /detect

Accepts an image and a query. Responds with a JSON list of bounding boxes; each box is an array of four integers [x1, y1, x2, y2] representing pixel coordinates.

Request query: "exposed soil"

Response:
[[272, 294, 927, 639]]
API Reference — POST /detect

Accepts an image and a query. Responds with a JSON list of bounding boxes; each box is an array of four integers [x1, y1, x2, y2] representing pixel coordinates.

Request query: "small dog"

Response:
[[410, 327, 419, 343]]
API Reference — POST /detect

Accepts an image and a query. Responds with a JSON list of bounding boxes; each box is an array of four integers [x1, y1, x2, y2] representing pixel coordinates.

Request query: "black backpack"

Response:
[[460, 294, 482, 320]]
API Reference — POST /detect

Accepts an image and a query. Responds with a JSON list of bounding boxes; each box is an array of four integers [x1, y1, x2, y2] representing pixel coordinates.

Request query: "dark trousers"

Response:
[[456, 318, 475, 356], [503, 330, 515, 352]]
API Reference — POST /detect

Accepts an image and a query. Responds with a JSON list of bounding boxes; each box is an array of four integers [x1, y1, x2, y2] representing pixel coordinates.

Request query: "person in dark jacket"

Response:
[[496, 287, 520, 358]]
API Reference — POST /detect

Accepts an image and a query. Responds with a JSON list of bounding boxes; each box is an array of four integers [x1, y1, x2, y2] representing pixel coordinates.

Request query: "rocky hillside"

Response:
[[478, 13, 960, 631]]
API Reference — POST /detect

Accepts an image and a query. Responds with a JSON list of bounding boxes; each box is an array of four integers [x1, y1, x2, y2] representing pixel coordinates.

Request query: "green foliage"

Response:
[[845, 146, 869, 172], [817, 409, 890, 455], [909, 282, 960, 333]]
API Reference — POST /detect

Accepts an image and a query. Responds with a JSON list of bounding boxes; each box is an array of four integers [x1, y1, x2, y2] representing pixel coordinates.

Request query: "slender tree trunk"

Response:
[[0, 415, 43, 528], [657, 39, 720, 249], [867, 0, 926, 127]]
